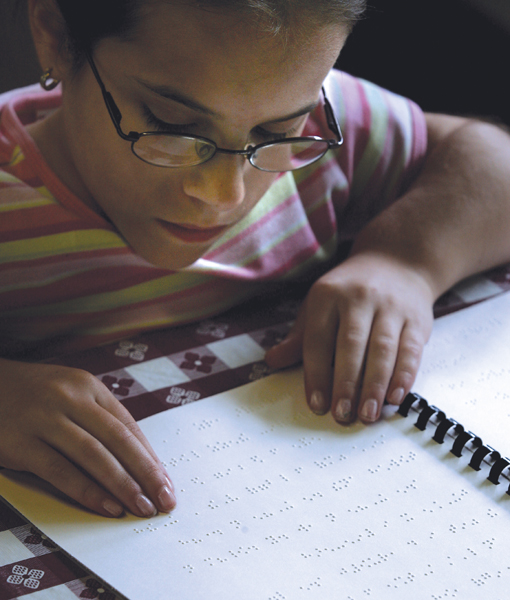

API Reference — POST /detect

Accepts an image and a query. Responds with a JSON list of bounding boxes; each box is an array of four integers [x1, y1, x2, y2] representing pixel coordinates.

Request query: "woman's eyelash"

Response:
[[253, 124, 301, 141], [253, 126, 287, 141], [142, 105, 194, 134], [142, 105, 302, 140]]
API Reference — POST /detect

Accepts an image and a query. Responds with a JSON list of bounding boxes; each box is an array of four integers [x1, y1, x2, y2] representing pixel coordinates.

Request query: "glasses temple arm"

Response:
[[321, 87, 344, 146], [85, 52, 139, 143]]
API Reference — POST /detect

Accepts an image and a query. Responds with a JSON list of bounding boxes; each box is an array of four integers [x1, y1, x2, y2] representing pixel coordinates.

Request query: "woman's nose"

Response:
[[182, 153, 246, 209]]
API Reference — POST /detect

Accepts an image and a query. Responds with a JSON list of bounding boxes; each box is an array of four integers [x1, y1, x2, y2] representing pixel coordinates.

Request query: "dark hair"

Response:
[[51, 0, 366, 65]]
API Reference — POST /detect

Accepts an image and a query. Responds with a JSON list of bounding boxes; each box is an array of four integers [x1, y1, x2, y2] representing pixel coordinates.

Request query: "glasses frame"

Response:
[[86, 52, 344, 171]]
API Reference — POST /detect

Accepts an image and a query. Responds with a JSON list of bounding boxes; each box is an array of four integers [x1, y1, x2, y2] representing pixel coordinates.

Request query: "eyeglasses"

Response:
[[86, 53, 344, 172]]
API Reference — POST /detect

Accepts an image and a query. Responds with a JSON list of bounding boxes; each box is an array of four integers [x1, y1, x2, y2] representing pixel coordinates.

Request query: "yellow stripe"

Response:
[[35, 185, 57, 200], [0, 196, 55, 212], [290, 150, 333, 187], [0, 229, 127, 263], [9, 145, 24, 167]]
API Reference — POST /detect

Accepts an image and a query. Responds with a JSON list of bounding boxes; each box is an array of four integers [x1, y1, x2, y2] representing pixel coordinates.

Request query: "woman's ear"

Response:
[[27, 0, 71, 81]]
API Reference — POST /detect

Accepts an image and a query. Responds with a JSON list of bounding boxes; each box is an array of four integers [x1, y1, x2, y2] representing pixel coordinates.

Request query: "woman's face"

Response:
[[38, 4, 347, 269]]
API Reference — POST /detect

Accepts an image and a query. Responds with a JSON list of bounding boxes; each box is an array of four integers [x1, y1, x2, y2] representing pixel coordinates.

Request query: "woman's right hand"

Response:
[[0, 359, 176, 518]]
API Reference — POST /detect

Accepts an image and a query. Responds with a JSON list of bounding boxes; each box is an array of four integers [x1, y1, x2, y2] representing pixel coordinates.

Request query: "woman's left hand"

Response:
[[265, 252, 435, 424]]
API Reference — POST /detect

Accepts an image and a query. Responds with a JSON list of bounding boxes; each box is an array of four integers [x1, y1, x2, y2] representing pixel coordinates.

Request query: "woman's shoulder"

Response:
[[0, 83, 43, 109]]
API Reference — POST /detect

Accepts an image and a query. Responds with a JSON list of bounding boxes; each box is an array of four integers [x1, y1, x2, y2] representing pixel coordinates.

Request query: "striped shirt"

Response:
[[0, 70, 427, 360]]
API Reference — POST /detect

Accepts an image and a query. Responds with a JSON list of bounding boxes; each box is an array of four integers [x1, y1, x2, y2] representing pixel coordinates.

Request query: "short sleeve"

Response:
[[312, 70, 428, 241]]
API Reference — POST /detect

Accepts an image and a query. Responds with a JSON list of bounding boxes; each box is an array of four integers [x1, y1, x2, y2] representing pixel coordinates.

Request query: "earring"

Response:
[[40, 68, 60, 91]]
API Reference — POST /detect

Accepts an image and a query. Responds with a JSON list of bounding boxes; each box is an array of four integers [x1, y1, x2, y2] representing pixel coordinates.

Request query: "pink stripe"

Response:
[[339, 76, 372, 186], [2, 92, 110, 226], [1, 277, 254, 335], [0, 249, 157, 286], [204, 190, 302, 261], [0, 212, 107, 240], [0, 245, 132, 274], [238, 226, 322, 280]]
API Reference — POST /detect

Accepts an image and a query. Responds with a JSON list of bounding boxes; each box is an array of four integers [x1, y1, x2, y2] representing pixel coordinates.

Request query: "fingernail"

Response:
[[136, 494, 158, 517], [389, 387, 405, 405], [310, 390, 325, 414], [158, 485, 177, 512], [361, 399, 378, 422], [335, 399, 352, 422], [103, 498, 124, 517]]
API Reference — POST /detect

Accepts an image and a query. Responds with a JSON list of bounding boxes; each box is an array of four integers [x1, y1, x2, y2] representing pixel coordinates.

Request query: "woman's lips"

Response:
[[157, 219, 229, 243]]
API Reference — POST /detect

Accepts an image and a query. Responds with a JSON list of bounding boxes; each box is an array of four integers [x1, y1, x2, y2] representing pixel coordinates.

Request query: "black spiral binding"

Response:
[[398, 392, 510, 491]]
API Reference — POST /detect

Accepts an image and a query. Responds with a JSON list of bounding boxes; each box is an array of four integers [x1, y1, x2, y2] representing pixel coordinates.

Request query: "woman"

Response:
[[1, 0, 510, 517]]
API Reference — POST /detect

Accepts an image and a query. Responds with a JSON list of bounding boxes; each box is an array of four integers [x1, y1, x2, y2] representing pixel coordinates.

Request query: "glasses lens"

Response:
[[251, 139, 329, 172], [132, 134, 216, 167]]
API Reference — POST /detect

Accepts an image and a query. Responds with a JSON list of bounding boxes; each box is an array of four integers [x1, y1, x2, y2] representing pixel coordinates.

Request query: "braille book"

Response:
[[1, 292, 510, 600]]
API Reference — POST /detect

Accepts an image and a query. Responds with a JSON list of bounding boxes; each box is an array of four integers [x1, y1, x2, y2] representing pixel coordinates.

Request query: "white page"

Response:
[[414, 291, 510, 457], [1, 361, 510, 600]]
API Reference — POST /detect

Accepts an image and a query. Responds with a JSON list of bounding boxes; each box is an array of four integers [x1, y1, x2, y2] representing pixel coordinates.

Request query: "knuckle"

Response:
[[115, 473, 140, 498], [334, 378, 358, 398], [122, 416, 142, 437], [44, 367, 99, 404], [308, 278, 334, 300], [399, 339, 425, 371], [343, 325, 366, 348], [75, 434, 103, 460], [142, 461, 163, 482], [372, 332, 397, 360], [79, 479, 102, 506], [402, 338, 424, 360], [112, 422, 138, 446], [44, 455, 70, 483], [364, 380, 388, 399]]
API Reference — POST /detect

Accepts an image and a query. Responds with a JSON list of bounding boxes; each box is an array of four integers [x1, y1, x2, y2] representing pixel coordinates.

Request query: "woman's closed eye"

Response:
[[142, 104, 303, 142], [252, 125, 300, 142], [142, 105, 197, 134]]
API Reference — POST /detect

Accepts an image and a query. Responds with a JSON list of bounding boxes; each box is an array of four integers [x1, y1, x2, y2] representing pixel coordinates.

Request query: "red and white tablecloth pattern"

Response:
[[1, 266, 510, 600]]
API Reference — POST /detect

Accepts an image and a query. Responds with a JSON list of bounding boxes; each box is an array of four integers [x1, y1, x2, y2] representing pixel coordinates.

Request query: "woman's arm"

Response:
[[266, 114, 510, 424]]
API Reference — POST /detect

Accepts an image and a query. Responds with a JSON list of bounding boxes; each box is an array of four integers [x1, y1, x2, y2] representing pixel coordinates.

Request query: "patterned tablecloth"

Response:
[[1, 266, 510, 600]]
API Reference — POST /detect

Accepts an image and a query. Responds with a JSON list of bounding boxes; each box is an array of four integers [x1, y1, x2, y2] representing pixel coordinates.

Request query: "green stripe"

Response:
[[350, 79, 389, 200], [0, 229, 127, 264], [79, 287, 259, 337], [0, 171, 22, 185], [207, 172, 296, 252], [0, 196, 55, 212]]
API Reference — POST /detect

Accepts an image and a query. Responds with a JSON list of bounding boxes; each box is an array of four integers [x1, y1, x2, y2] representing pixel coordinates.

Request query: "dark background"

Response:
[[336, 0, 510, 125], [1, 0, 510, 125]]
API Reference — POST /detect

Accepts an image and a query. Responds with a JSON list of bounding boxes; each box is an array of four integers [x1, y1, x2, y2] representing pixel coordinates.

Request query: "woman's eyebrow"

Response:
[[266, 102, 319, 124], [136, 78, 217, 116], [135, 77, 319, 122]]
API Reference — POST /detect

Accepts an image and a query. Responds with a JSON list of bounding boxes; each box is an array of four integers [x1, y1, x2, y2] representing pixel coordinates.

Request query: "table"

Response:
[[1, 265, 510, 600]]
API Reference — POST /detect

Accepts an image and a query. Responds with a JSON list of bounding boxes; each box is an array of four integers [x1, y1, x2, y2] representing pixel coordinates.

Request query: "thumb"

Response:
[[265, 302, 306, 369]]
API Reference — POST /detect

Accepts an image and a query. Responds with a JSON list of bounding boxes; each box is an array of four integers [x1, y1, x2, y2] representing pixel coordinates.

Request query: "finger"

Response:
[[94, 389, 175, 491], [264, 305, 306, 370], [52, 419, 168, 518], [66, 402, 176, 515], [19, 439, 126, 518], [301, 300, 339, 416], [356, 315, 401, 424], [330, 307, 373, 424], [386, 321, 427, 406]]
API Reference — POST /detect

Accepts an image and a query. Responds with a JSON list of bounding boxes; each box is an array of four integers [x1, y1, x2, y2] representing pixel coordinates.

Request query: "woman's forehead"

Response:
[[101, 3, 346, 112]]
